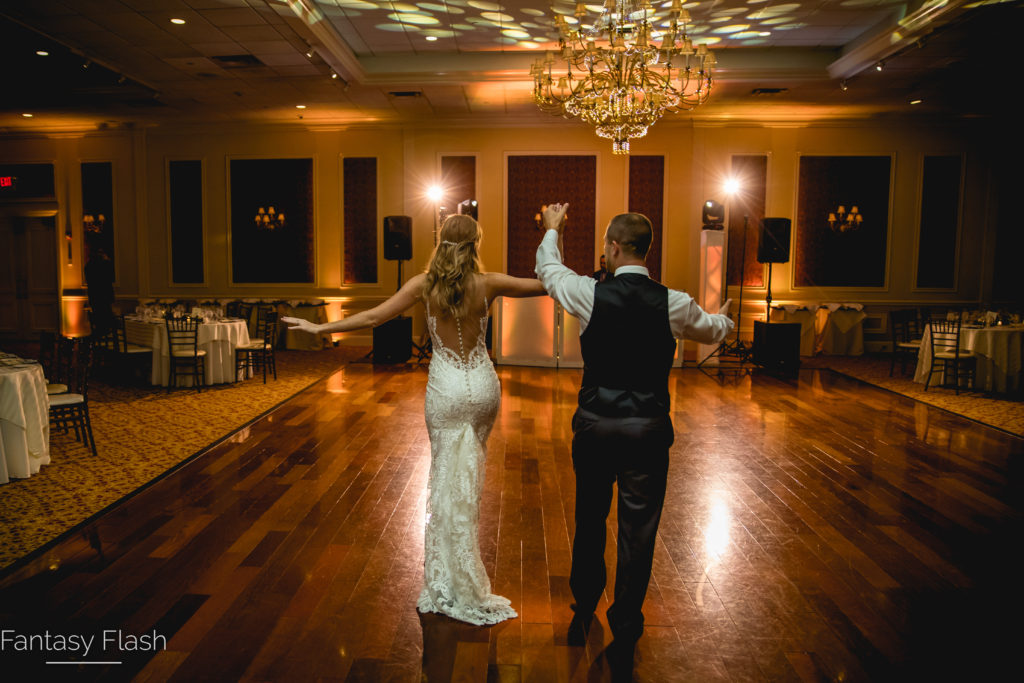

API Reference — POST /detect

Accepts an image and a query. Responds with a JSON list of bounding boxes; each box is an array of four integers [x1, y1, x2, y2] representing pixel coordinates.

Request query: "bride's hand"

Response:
[[282, 316, 319, 333]]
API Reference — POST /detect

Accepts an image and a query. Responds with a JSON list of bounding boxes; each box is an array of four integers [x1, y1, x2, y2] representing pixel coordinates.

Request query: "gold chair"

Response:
[[165, 316, 206, 392], [38, 330, 68, 395], [924, 317, 976, 395], [108, 315, 152, 385], [49, 337, 98, 457], [235, 309, 277, 383], [889, 309, 922, 376]]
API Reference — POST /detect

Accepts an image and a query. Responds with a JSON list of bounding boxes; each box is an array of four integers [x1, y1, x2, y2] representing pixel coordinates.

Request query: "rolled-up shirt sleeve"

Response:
[[668, 290, 734, 343], [535, 228, 596, 330]]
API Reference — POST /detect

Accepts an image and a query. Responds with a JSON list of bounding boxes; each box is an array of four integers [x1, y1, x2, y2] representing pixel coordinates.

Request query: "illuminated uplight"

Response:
[[22, 113, 33, 118], [295, 104, 307, 109], [427, 185, 443, 202], [170, 18, 186, 25]]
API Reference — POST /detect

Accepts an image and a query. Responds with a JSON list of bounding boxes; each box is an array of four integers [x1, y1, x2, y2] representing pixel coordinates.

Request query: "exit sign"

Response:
[[0, 175, 15, 189]]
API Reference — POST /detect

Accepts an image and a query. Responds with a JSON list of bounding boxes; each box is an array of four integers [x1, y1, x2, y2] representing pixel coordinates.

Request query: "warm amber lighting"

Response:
[[255, 206, 285, 231], [827, 204, 863, 232], [704, 495, 732, 559], [170, 18, 185, 25], [427, 185, 443, 203], [532, 0, 714, 154], [723, 178, 741, 195]]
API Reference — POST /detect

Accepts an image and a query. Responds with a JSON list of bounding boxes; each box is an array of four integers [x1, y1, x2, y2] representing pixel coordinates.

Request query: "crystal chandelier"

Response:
[[532, 0, 715, 154]]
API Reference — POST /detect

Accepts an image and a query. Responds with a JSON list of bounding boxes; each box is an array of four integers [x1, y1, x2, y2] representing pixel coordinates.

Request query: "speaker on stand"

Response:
[[752, 217, 799, 374], [370, 216, 414, 364]]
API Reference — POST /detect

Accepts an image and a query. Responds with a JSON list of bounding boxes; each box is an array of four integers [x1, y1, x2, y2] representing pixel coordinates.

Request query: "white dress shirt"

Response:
[[535, 229, 734, 343]]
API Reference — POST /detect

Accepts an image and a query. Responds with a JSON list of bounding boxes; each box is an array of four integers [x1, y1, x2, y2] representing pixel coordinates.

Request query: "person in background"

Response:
[[85, 242, 116, 339], [592, 254, 610, 283]]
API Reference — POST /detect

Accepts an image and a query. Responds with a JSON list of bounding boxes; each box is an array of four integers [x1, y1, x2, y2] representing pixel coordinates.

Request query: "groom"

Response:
[[535, 204, 733, 651]]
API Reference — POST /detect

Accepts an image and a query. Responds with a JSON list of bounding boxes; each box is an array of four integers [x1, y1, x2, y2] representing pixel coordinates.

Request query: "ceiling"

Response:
[[0, 0, 1017, 134]]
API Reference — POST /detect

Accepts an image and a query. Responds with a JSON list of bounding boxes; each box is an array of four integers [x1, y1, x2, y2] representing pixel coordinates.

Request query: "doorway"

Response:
[[0, 211, 59, 341]]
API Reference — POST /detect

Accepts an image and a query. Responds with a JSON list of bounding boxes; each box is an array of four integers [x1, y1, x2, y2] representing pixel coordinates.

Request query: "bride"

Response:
[[283, 214, 545, 625]]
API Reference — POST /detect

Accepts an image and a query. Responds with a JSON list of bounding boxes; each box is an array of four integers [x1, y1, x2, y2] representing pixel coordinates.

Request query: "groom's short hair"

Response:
[[607, 213, 653, 259]]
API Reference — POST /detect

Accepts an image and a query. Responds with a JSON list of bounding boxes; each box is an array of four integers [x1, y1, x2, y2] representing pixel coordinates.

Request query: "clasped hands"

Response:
[[541, 202, 569, 233]]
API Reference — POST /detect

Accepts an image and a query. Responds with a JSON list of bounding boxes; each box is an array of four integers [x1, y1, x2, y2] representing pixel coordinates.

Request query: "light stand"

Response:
[[699, 214, 753, 367]]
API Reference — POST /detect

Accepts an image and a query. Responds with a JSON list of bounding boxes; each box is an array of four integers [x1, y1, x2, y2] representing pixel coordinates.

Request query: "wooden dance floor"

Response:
[[1, 363, 1022, 681]]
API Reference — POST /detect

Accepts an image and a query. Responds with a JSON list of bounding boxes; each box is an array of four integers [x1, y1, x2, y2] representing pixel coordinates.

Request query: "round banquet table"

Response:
[[123, 317, 251, 387], [0, 358, 50, 484], [914, 323, 1024, 393]]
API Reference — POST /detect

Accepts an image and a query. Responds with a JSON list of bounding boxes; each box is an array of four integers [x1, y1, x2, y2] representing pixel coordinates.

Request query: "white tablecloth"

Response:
[[821, 308, 866, 356], [914, 324, 1024, 392], [0, 360, 50, 484], [124, 318, 251, 387]]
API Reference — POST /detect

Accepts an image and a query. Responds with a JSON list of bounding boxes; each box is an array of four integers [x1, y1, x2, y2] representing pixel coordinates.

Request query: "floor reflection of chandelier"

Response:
[[532, 0, 714, 154]]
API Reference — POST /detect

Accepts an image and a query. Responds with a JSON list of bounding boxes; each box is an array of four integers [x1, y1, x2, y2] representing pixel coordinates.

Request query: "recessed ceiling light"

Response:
[[425, 36, 438, 41], [910, 99, 922, 105], [170, 18, 186, 25], [22, 113, 33, 118], [36, 50, 49, 56], [295, 104, 306, 109]]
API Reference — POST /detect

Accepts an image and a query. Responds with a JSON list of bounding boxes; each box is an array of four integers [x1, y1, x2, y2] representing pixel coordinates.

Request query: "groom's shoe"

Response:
[[567, 604, 595, 646]]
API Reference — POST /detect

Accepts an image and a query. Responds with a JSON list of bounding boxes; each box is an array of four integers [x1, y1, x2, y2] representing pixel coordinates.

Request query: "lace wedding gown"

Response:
[[416, 293, 517, 626]]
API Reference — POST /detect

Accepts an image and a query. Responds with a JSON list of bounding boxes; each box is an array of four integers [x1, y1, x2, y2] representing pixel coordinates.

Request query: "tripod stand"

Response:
[[699, 215, 753, 367]]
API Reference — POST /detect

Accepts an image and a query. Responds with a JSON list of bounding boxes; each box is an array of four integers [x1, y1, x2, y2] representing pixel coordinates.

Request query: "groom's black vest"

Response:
[[578, 273, 676, 418]]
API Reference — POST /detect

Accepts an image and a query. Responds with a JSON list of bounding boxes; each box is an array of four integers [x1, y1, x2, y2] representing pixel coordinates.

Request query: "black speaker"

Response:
[[384, 215, 412, 261], [757, 217, 791, 264], [752, 321, 800, 375], [373, 316, 412, 364]]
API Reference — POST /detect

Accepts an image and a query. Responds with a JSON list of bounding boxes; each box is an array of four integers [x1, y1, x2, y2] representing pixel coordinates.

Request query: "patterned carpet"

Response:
[[802, 354, 1024, 436], [0, 346, 370, 571]]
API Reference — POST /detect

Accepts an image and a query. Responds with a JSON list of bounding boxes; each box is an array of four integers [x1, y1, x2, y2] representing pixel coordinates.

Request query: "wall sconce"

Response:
[[827, 205, 863, 232], [83, 213, 105, 233], [255, 206, 285, 230]]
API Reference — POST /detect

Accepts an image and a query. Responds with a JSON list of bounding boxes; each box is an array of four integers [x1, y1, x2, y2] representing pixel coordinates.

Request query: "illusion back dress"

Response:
[[416, 288, 517, 625]]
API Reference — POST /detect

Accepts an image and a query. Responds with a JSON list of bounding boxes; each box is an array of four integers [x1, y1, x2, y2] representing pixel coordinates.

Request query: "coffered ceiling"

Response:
[[0, 0, 1016, 133]]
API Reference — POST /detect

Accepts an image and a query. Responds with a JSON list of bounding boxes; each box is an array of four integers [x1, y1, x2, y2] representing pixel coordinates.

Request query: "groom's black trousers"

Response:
[[569, 407, 673, 641]]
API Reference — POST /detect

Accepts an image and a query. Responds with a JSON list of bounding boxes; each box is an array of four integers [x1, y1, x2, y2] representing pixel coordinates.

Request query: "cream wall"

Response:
[[0, 117, 998, 348]]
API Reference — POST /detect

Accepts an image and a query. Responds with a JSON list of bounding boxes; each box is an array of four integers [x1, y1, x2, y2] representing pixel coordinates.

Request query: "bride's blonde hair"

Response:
[[423, 214, 483, 318]]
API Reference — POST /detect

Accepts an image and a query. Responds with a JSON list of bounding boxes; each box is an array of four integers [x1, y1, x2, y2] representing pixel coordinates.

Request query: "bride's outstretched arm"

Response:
[[485, 272, 546, 299], [283, 274, 425, 334]]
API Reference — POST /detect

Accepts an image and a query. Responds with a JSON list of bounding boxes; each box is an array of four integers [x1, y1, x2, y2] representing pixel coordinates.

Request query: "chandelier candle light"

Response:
[[532, 0, 714, 154], [255, 206, 285, 231], [827, 205, 862, 232]]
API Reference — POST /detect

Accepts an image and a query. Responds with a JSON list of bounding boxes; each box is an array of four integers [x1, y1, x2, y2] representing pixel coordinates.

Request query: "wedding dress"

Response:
[[416, 291, 517, 626]]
